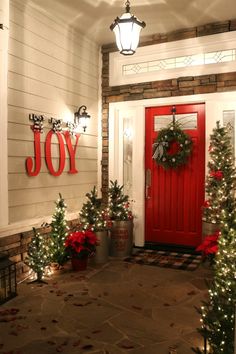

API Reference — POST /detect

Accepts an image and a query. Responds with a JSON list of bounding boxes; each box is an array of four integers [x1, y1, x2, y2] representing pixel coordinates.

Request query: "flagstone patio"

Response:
[[0, 259, 212, 354]]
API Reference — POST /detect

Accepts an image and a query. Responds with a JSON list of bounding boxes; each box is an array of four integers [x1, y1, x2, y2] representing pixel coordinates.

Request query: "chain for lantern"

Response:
[[125, 0, 130, 12]]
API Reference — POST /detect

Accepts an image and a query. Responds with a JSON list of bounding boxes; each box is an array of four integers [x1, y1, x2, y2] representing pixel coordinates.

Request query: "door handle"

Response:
[[145, 168, 151, 199]]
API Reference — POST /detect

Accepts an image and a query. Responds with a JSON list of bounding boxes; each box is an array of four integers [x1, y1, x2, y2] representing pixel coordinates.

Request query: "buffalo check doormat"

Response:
[[124, 249, 202, 271]]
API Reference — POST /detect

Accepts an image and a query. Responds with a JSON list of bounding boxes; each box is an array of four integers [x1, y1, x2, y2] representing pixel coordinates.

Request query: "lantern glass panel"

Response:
[[113, 13, 143, 55]]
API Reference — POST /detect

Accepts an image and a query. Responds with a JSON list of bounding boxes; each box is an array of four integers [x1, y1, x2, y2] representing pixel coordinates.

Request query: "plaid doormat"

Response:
[[124, 249, 202, 271]]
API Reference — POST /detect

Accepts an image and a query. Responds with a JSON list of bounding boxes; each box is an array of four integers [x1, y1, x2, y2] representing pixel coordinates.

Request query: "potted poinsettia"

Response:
[[64, 230, 98, 271], [196, 230, 219, 264], [108, 180, 133, 257], [79, 186, 110, 263]]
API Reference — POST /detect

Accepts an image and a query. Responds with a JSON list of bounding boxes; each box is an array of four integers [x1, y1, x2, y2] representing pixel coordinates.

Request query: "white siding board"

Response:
[[9, 183, 95, 207], [8, 171, 97, 190], [10, 1, 99, 57], [8, 71, 98, 105], [8, 39, 98, 88], [9, 21, 99, 76], [9, 197, 84, 223], [8, 89, 98, 123], [8, 56, 97, 97]]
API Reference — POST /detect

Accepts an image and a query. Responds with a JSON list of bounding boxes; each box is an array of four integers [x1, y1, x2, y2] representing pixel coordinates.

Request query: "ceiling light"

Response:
[[110, 0, 146, 55]]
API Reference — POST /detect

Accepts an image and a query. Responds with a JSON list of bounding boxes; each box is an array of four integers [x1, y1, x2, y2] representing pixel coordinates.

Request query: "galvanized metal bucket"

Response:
[[109, 220, 133, 257], [202, 221, 220, 238], [94, 231, 109, 264]]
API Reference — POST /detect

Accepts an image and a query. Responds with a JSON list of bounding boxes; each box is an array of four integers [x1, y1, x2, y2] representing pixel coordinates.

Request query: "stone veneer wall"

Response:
[[101, 19, 236, 201]]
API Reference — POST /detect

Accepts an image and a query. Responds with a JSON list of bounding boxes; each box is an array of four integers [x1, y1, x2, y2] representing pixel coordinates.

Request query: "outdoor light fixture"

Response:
[[110, 0, 146, 55], [74, 105, 91, 132], [0, 253, 17, 304]]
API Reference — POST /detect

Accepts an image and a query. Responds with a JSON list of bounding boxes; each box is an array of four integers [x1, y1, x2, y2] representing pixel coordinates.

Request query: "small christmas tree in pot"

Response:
[[49, 193, 69, 269], [108, 180, 133, 257], [79, 186, 110, 264], [25, 227, 51, 283], [202, 121, 236, 237]]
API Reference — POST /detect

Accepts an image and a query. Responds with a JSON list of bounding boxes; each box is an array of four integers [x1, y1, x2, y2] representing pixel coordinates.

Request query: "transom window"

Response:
[[123, 49, 236, 76]]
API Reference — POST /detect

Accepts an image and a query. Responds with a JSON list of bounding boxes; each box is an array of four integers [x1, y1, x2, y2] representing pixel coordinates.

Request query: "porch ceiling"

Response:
[[28, 0, 236, 45]]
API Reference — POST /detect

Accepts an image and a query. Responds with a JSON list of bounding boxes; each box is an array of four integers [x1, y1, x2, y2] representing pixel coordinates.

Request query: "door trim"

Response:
[[108, 92, 236, 247]]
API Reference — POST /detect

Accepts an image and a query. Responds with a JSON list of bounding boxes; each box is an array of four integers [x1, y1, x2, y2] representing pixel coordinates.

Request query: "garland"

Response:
[[152, 123, 193, 169]]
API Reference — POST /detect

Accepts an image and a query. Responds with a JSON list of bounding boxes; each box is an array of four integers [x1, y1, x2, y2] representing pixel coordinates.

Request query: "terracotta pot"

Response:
[[71, 257, 88, 271]]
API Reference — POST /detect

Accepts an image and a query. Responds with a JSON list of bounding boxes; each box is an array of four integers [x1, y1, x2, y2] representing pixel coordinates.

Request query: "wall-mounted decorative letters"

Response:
[[26, 114, 80, 177]]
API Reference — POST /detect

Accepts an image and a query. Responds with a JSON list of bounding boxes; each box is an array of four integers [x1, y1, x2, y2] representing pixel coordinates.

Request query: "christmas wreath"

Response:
[[152, 122, 193, 169]]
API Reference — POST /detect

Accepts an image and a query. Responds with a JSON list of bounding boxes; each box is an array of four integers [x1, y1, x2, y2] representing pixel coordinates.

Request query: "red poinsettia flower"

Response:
[[203, 200, 210, 208], [196, 231, 220, 258], [65, 230, 98, 259], [210, 170, 223, 180]]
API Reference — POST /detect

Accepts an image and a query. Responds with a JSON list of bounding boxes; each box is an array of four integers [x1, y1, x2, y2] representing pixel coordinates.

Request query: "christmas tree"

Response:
[[203, 121, 236, 224], [79, 186, 107, 231], [49, 193, 69, 267], [194, 207, 236, 354], [193, 121, 236, 354], [25, 227, 50, 282], [108, 180, 133, 221]]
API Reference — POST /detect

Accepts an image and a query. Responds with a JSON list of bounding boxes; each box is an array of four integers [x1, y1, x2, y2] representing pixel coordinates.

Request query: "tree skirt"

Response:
[[124, 249, 202, 271]]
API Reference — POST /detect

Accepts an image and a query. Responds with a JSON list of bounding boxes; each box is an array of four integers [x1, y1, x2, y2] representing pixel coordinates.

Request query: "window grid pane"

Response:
[[123, 49, 236, 76]]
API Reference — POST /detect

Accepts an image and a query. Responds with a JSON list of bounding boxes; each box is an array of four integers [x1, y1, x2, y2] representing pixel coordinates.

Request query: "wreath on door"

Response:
[[152, 122, 193, 169]]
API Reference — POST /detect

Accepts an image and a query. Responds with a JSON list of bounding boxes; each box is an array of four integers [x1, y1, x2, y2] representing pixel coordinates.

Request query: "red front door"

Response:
[[145, 103, 205, 247]]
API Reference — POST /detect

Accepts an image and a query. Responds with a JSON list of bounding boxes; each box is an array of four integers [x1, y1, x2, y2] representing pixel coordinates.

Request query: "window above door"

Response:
[[110, 32, 236, 86]]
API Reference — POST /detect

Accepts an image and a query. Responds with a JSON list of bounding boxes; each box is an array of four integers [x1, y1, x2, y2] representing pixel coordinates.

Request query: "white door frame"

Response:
[[108, 91, 236, 247]]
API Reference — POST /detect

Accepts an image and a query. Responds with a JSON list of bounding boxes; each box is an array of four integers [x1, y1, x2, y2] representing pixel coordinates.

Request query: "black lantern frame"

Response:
[[0, 253, 17, 304], [110, 0, 146, 55], [74, 105, 91, 132]]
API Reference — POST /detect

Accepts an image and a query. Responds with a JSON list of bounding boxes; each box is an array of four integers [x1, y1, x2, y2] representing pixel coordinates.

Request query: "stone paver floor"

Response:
[[0, 259, 212, 354]]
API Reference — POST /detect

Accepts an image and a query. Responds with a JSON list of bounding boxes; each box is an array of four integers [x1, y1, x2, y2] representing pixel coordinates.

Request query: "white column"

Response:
[[0, 0, 9, 227]]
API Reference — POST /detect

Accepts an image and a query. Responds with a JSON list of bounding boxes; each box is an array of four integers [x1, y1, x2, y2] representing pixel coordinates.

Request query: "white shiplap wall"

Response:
[[8, 0, 99, 224]]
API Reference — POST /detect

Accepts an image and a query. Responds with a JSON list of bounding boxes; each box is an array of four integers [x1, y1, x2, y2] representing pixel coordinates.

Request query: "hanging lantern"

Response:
[[74, 105, 91, 133], [110, 0, 146, 55]]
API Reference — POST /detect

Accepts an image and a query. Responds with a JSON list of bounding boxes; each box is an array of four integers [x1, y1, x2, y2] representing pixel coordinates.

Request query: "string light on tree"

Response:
[[194, 121, 236, 354], [25, 227, 51, 283], [203, 121, 236, 225], [49, 193, 69, 268], [79, 186, 108, 231], [108, 180, 133, 221]]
